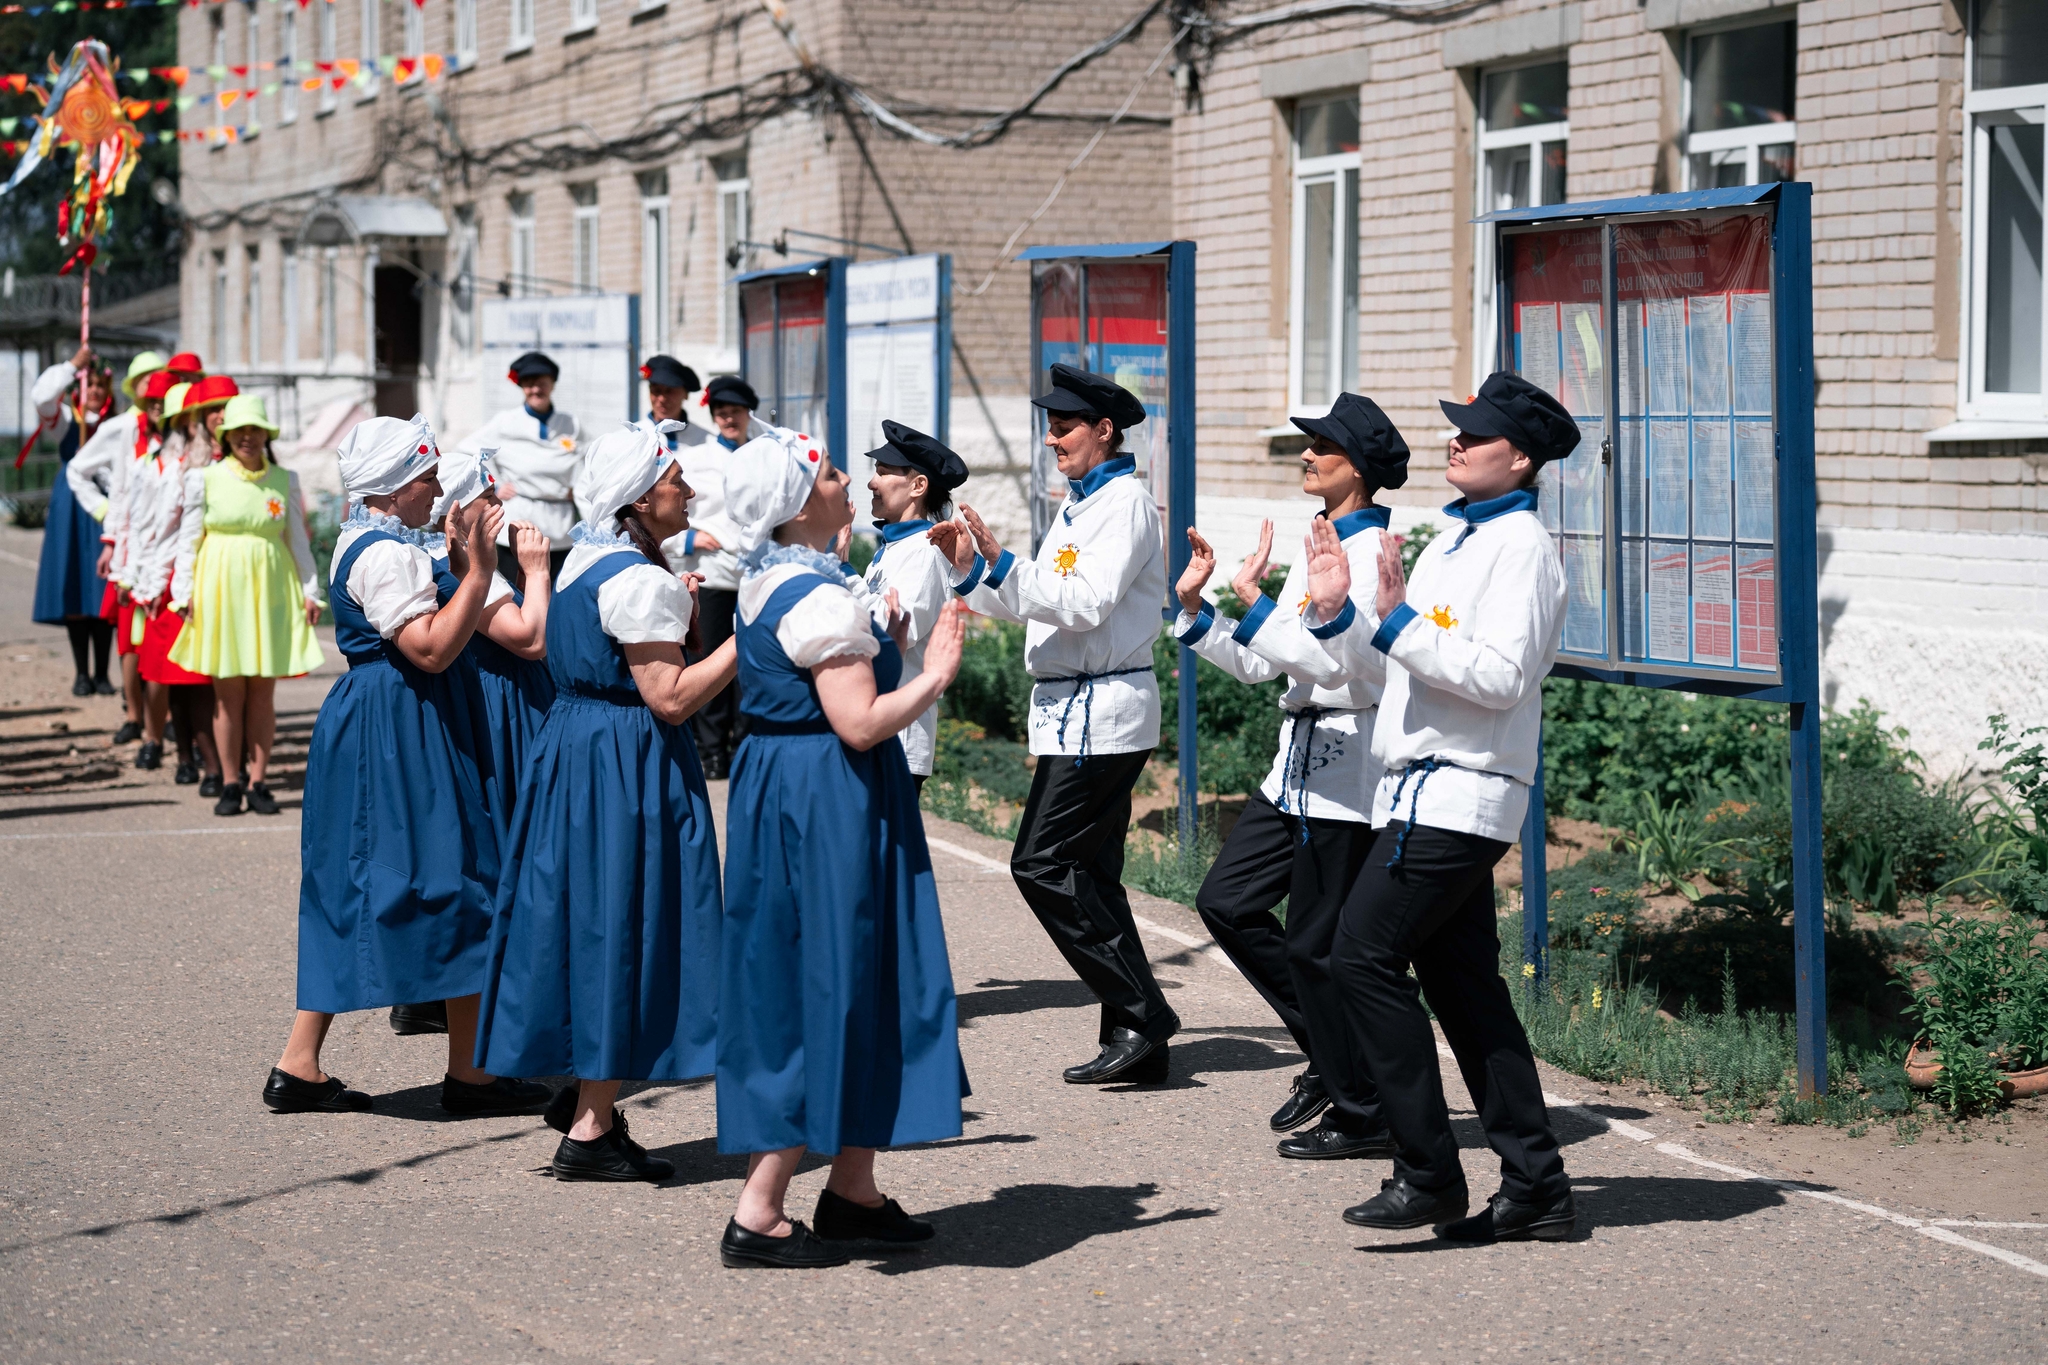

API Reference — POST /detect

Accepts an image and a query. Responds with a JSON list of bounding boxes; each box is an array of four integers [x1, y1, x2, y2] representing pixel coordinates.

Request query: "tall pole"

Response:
[[1168, 242, 1198, 850]]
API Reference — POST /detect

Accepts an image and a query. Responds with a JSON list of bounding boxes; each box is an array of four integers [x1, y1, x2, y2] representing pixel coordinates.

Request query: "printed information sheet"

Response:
[[1692, 548, 1734, 667]]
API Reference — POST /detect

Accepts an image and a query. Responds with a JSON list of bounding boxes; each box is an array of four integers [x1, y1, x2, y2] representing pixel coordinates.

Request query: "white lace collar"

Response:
[[739, 540, 846, 581], [340, 503, 431, 545], [569, 519, 636, 548]]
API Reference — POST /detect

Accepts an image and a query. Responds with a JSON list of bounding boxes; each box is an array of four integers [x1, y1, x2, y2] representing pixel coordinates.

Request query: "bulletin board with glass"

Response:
[[736, 258, 846, 462]]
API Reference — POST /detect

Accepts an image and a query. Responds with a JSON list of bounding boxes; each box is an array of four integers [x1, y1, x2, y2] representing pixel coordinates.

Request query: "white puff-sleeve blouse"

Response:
[[777, 581, 881, 669], [597, 561, 694, 644]]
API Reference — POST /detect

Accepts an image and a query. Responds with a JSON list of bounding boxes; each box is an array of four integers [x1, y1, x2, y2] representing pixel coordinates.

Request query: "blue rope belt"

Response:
[[1044, 664, 1154, 766], [1277, 706, 1324, 844], [1384, 756, 1451, 869]]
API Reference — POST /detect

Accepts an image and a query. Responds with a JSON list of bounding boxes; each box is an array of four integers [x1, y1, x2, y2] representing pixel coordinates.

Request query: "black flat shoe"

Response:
[[71, 673, 94, 697], [262, 1066, 373, 1114], [112, 720, 142, 745], [173, 760, 199, 785], [1063, 1028, 1170, 1084], [1270, 1069, 1330, 1132], [442, 1074, 552, 1116], [389, 1001, 448, 1035], [720, 1218, 849, 1269], [245, 781, 280, 815], [813, 1187, 934, 1243], [1277, 1119, 1397, 1161], [198, 773, 223, 799], [214, 783, 243, 817], [1437, 1188, 1578, 1244], [551, 1124, 672, 1182], [1343, 1176, 1470, 1231], [134, 741, 162, 770], [93, 676, 117, 696]]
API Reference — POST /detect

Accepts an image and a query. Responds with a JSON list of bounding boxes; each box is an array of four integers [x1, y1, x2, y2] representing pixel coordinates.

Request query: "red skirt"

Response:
[[140, 610, 210, 684]]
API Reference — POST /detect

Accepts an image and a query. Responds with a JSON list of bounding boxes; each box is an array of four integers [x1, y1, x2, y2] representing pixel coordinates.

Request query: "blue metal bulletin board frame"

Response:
[[1477, 184, 1827, 1096], [1017, 241, 1200, 847]]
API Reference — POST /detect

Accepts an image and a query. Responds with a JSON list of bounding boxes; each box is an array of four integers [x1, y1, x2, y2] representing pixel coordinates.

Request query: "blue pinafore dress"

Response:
[[32, 411, 110, 623], [430, 555, 557, 827], [472, 548, 722, 1082], [717, 567, 965, 1156], [296, 530, 501, 1013]]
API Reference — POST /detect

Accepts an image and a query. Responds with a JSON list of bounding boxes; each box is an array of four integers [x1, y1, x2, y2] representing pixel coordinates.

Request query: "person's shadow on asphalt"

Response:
[[859, 1181, 1219, 1274], [1352, 1174, 1790, 1251]]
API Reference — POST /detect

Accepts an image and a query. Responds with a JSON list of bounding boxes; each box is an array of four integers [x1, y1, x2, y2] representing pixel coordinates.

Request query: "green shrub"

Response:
[[1898, 908, 2048, 1071], [1964, 715, 2048, 918], [1822, 771, 1976, 906], [943, 618, 1032, 742], [1927, 1032, 2006, 1117]]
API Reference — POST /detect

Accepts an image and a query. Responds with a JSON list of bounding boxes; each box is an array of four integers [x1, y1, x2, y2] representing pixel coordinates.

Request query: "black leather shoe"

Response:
[[94, 676, 117, 696], [245, 781, 280, 815], [813, 1187, 934, 1243], [214, 783, 243, 817], [721, 1218, 850, 1269], [134, 741, 162, 770], [71, 673, 94, 697], [389, 1001, 448, 1035], [262, 1067, 373, 1114], [174, 760, 199, 785], [551, 1124, 673, 1182], [1270, 1069, 1331, 1132], [1277, 1119, 1397, 1161], [1437, 1188, 1578, 1244], [112, 720, 142, 745], [1343, 1176, 1470, 1230], [198, 772, 223, 799], [1063, 1028, 1170, 1085], [442, 1074, 552, 1116]]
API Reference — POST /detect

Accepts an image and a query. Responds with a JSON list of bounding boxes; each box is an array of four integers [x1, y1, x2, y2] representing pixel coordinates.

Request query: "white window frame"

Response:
[[243, 6, 261, 137], [451, 207, 479, 355], [1286, 96, 1359, 416], [283, 245, 300, 366], [570, 0, 600, 35], [1960, 7, 2048, 422], [358, 0, 381, 101], [454, 0, 479, 69], [508, 0, 536, 53], [1680, 18, 1798, 190], [716, 168, 750, 354], [245, 245, 263, 368], [1473, 56, 1571, 384], [211, 252, 230, 369], [320, 247, 339, 369], [280, 8, 298, 124], [641, 180, 672, 354], [573, 188, 601, 294], [509, 194, 537, 298], [317, 2, 338, 116]]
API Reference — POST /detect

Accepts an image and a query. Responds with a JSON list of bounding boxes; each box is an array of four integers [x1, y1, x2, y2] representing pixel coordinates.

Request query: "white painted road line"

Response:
[[0, 546, 40, 569]]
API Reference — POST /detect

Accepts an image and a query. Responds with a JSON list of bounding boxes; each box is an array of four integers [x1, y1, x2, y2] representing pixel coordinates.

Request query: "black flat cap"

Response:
[[507, 350, 559, 381], [1439, 371, 1580, 466], [1030, 363, 1148, 431], [1292, 392, 1411, 490], [868, 420, 969, 493], [704, 375, 759, 411], [640, 355, 701, 391]]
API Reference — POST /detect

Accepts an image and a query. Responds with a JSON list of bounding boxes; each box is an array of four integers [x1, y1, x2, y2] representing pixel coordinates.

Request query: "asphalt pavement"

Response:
[[2, 521, 2044, 1363]]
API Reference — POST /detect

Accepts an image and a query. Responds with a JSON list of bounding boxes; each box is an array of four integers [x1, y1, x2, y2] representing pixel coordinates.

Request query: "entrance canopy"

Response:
[[297, 196, 449, 247]]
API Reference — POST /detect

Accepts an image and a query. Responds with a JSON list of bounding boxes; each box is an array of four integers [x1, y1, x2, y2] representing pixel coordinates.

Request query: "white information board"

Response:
[[844, 255, 944, 525], [480, 294, 638, 427]]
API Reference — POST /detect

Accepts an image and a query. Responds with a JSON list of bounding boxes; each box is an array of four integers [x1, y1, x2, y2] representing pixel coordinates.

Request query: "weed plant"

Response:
[[1123, 804, 1223, 908]]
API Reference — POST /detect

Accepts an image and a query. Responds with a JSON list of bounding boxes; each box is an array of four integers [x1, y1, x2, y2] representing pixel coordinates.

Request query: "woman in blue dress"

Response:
[[264, 415, 550, 1121], [29, 346, 116, 695], [473, 422, 736, 1183], [716, 426, 967, 1270]]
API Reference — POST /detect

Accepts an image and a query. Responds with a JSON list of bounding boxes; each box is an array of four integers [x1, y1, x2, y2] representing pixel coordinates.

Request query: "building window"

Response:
[[572, 183, 601, 293], [1683, 21, 1797, 188], [451, 206, 478, 354], [508, 192, 536, 297], [245, 246, 263, 367], [359, 0, 381, 99], [1475, 59, 1569, 377], [455, 0, 478, 69], [318, 1, 337, 115], [282, 246, 299, 365], [1288, 94, 1359, 413], [715, 152, 750, 354], [571, 0, 599, 34], [639, 170, 671, 354], [509, 0, 536, 52], [320, 248, 338, 369], [1964, 0, 2047, 415], [211, 251, 229, 368], [402, 0, 425, 79], [280, 9, 298, 124], [244, 7, 261, 136]]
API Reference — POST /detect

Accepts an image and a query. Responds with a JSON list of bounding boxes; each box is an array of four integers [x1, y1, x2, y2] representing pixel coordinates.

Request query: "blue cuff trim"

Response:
[[984, 549, 1016, 590], [682, 529, 697, 557], [953, 554, 987, 596], [1177, 602, 1216, 646], [1371, 601, 1419, 654], [1231, 595, 1276, 645], [1308, 599, 1357, 639]]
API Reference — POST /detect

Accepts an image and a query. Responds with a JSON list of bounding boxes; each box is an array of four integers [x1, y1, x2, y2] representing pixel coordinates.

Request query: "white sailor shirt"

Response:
[[863, 519, 952, 776], [458, 404, 584, 548], [653, 416, 768, 593]]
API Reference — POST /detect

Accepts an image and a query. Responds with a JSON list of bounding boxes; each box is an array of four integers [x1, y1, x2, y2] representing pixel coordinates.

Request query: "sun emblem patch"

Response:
[[1425, 604, 1459, 630], [264, 495, 285, 521], [1296, 590, 1313, 615], [1052, 543, 1080, 577]]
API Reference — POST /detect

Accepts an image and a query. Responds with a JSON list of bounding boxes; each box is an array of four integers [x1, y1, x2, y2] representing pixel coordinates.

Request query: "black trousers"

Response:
[[689, 587, 744, 773], [1196, 792, 1383, 1131], [1010, 748, 1180, 1046], [1332, 822, 1566, 1202]]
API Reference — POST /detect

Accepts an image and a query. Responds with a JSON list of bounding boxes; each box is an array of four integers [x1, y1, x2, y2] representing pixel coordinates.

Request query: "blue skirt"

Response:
[[717, 728, 965, 1156], [473, 695, 722, 1082], [33, 460, 107, 624], [296, 655, 501, 1013], [472, 643, 556, 832]]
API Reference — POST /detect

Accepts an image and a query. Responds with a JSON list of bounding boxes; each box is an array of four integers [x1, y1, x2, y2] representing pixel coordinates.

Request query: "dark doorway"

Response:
[[372, 262, 421, 417]]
